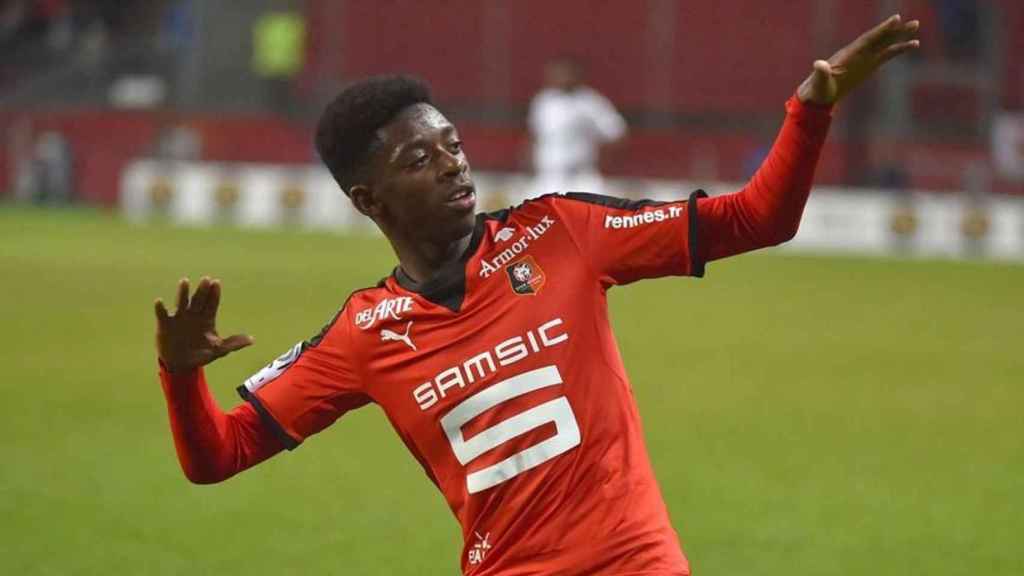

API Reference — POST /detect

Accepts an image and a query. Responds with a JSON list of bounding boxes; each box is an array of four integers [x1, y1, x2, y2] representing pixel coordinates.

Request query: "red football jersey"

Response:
[[240, 193, 703, 575]]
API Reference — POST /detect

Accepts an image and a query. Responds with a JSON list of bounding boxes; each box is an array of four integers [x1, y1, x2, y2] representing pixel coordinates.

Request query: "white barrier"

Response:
[[120, 160, 1024, 262]]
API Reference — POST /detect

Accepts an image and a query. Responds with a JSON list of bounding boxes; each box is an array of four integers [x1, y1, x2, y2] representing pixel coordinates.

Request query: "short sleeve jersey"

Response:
[[239, 193, 705, 576]]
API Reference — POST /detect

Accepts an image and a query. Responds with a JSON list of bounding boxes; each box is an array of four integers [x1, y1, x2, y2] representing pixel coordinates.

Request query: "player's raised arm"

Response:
[[154, 277, 283, 484], [695, 16, 920, 265]]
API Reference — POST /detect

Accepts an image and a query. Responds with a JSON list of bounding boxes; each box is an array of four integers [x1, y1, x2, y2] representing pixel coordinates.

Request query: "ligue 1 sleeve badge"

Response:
[[506, 255, 546, 296]]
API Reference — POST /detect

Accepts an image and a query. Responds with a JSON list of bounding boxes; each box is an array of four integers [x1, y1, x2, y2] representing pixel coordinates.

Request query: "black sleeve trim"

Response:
[[563, 192, 667, 210], [688, 189, 708, 278], [237, 385, 300, 451]]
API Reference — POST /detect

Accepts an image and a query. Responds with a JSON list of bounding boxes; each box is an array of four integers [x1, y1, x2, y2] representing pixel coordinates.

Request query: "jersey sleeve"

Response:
[[160, 364, 285, 483], [236, 307, 370, 449], [549, 191, 706, 287], [696, 95, 834, 262], [547, 95, 832, 287]]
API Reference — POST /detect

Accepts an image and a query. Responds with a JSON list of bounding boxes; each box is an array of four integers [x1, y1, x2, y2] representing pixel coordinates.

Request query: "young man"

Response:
[[155, 17, 919, 575]]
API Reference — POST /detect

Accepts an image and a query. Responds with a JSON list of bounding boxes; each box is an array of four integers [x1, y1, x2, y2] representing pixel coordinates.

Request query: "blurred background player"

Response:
[[526, 57, 626, 200]]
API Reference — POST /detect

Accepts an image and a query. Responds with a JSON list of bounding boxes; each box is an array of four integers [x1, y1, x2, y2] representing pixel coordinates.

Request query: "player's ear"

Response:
[[348, 184, 381, 219]]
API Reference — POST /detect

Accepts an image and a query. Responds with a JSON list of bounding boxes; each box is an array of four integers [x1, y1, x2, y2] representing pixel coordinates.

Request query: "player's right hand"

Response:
[[154, 277, 254, 373]]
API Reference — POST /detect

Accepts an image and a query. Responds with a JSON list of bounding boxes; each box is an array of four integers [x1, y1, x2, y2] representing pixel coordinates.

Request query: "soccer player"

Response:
[[155, 16, 919, 575]]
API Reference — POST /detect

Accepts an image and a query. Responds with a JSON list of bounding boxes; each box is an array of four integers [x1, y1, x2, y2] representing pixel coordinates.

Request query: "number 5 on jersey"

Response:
[[441, 365, 581, 494]]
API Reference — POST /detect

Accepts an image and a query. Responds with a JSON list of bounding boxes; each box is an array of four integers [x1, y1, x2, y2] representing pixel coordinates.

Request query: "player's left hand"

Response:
[[798, 14, 920, 105]]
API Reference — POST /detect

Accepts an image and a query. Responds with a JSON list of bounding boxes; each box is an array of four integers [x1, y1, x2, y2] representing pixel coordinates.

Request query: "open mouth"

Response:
[[448, 185, 474, 202], [446, 185, 477, 210]]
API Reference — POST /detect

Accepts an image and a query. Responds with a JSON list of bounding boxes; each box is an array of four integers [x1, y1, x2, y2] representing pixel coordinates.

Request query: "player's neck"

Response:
[[391, 230, 474, 285]]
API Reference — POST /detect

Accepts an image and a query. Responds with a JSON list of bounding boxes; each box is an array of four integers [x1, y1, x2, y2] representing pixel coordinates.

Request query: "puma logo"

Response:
[[380, 321, 416, 351]]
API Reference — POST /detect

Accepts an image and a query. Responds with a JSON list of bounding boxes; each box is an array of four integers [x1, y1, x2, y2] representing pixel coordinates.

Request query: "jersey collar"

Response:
[[391, 213, 488, 313]]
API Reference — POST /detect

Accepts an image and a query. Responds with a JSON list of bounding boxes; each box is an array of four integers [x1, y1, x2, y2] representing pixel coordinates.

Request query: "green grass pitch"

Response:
[[1, 205, 1021, 575]]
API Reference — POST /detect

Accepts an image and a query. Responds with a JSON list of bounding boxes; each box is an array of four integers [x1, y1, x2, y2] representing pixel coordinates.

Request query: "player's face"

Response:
[[365, 104, 477, 243]]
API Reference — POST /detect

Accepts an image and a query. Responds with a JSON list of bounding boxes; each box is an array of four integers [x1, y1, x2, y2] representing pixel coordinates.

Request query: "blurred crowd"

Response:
[[1, 0, 190, 103], [2, 1, 1022, 205]]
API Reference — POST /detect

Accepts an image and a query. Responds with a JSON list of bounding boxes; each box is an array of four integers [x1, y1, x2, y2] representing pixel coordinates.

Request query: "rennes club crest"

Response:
[[505, 255, 546, 296]]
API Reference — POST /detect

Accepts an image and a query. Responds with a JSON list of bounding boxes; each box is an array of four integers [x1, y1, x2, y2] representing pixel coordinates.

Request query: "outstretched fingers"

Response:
[[203, 279, 222, 317], [881, 39, 921, 63], [878, 17, 920, 48], [219, 334, 255, 355], [853, 14, 901, 50], [190, 276, 212, 315], [885, 20, 920, 50], [836, 15, 920, 75], [858, 15, 918, 52], [175, 277, 190, 314], [155, 298, 170, 322]]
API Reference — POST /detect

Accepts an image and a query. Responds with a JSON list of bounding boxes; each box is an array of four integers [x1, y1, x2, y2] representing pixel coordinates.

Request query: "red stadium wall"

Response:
[[324, 0, 825, 114], [12, 103, 1011, 205], [311, 0, 1024, 116], [0, 109, 312, 205], [5, 1, 1024, 202], [5, 107, 847, 204]]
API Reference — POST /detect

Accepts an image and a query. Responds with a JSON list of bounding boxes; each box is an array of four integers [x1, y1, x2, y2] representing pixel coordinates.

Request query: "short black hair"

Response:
[[315, 75, 432, 193]]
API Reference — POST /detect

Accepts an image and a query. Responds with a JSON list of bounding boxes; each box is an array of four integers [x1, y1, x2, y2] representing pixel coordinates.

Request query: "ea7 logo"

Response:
[[468, 532, 492, 565], [355, 296, 414, 330], [506, 255, 545, 296]]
